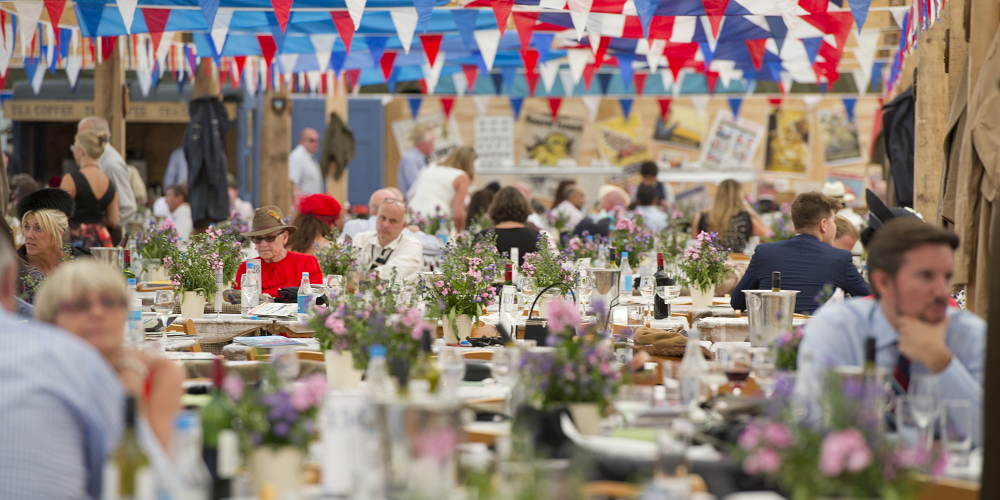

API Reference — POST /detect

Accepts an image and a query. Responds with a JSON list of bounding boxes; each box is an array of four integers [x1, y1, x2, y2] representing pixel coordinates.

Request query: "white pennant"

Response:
[[44, 22, 55, 69], [647, 39, 666, 73], [310, 34, 337, 72], [421, 50, 445, 94], [474, 30, 501, 71], [0, 20, 13, 75], [279, 53, 299, 75], [566, 48, 591, 84], [156, 33, 173, 68], [581, 96, 601, 122], [780, 71, 794, 92], [853, 31, 880, 87], [852, 68, 868, 96], [30, 55, 44, 94], [690, 95, 709, 118], [558, 69, 576, 96], [473, 96, 491, 116], [889, 6, 908, 27], [245, 59, 257, 97], [389, 9, 418, 54], [803, 95, 822, 110], [306, 70, 321, 94], [14, 2, 43, 58], [136, 35, 153, 96], [659, 69, 673, 92], [567, 0, 593, 40], [587, 14, 603, 52], [539, 61, 560, 93], [118, 0, 139, 34], [212, 8, 234, 56], [345, 0, 367, 30], [66, 54, 83, 88], [452, 72, 467, 96], [772, 0, 798, 31]]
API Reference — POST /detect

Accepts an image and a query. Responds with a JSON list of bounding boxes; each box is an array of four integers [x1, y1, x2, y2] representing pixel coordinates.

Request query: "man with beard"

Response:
[[795, 218, 983, 443]]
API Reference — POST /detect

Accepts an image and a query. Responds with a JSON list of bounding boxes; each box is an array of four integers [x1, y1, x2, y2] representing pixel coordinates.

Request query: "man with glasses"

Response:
[[352, 197, 423, 282], [289, 128, 324, 196], [233, 206, 322, 298], [343, 188, 442, 255]]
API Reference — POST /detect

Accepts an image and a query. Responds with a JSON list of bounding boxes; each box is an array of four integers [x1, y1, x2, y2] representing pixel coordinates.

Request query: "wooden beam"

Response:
[[259, 89, 294, 214], [947, 0, 969, 102], [93, 35, 126, 153], [913, 23, 950, 220], [967, 0, 999, 99], [325, 73, 349, 203], [192, 58, 221, 99]]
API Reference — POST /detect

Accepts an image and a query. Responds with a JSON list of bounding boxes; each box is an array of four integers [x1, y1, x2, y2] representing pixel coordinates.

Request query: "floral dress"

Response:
[[16, 245, 87, 304]]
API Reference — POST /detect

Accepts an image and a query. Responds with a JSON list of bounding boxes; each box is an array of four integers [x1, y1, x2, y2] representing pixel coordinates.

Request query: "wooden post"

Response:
[[192, 58, 220, 99], [967, 0, 999, 99], [93, 35, 126, 154], [260, 89, 294, 214], [947, 0, 969, 103], [325, 73, 349, 203], [913, 23, 950, 220]]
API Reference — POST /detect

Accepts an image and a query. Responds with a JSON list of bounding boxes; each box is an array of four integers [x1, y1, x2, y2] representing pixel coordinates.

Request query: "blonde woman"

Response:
[[692, 179, 769, 253], [15, 189, 87, 303], [61, 129, 119, 250], [35, 260, 183, 449], [407, 145, 475, 232]]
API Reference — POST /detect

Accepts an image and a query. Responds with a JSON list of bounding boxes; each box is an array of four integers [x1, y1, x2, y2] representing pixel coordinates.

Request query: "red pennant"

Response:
[[512, 11, 539, 50], [582, 63, 598, 91], [380, 51, 396, 81], [768, 97, 783, 107], [441, 97, 455, 119], [657, 98, 671, 122], [633, 73, 647, 96], [234, 55, 247, 75], [705, 71, 719, 93], [45, 0, 66, 36], [346, 68, 361, 89], [418, 79, 427, 94], [525, 72, 540, 96], [798, 0, 828, 15], [593, 36, 612, 65], [648, 16, 675, 40], [257, 35, 277, 67], [801, 11, 853, 52], [419, 34, 443, 67], [745, 39, 767, 71], [491, 0, 514, 36], [0, 68, 9, 91], [701, 0, 730, 38], [462, 64, 479, 89], [101, 36, 117, 62], [666, 56, 686, 82], [141, 8, 171, 55], [270, 0, 292, 33], [548, 98, 562, 118], [331, 12, 355, 54], [520, 49, 539, 74]]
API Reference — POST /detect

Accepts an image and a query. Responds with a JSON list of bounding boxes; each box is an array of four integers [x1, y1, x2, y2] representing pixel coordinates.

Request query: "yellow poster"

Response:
[[596, 114, 652, 167], [764, 109, 811, 175]]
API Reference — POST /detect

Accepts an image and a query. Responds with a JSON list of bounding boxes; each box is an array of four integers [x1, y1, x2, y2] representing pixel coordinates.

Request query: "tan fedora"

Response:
[[242, 206, 298, 237]]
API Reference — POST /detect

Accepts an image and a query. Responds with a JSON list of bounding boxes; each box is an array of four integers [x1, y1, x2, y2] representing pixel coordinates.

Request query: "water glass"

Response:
[[577, 275, 594, 314], [153, 289, 175, 348], [519, 277, 536, 314], [271, 346, 301, 380], [639, 276, 655, 316], [940, 399, 973, 468], [627, 305, 645, 327], [437, 347, 466, 395], [751, 349, 777, 398], [492, 349, 519, 416], [661, 362, 680, 401]]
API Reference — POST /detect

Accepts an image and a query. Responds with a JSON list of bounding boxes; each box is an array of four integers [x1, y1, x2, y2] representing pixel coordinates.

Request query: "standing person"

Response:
[[692, 179, 769, 253], [635, 161, 675, 208], [61, 130, 119, 250], [408, 145, 474, 232], [352, 198, 424, 282], [165, 184, 193, 242], [287, 193, 342, 255], [288, 128, 324, 196], [163, 146, 189, 190], [397, 129, 434, 196], [77, 117, 136, 242]]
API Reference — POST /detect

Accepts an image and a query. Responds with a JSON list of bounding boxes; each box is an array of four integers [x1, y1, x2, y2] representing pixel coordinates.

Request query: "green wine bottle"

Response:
[[122, 249, 136, 281], [104, 396, 153, 500]]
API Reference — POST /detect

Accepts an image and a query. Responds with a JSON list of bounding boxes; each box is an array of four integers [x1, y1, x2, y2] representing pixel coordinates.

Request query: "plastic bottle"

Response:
[[171, 412, 212, 500], [126, 279, 144, 348], [677, 329, 707, 405], [365, 345, 396, 399], [619, 251, 633, 302], [297, 272, 313, 316], [240, 262, 259, 316]]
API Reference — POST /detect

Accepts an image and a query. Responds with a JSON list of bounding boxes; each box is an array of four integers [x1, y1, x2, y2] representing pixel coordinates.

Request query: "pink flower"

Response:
[[402, 307, 422, 328], [546, 298, 581, 332], [222, 373, 244, 401], [325, 316, 346, 335], [305, 374, 327, 405], [742, 448, 781, 475], [819, 429, 871, 477], [411, 320, 433, 340], [290, 381, 313, 411], [762, 422, 792, 449], [738, 424, 762, 449], [895, 447, 929, 469]]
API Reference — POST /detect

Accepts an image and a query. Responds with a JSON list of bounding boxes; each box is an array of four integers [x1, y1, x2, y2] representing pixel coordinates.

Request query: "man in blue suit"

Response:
[[731, 192, 869, 314]]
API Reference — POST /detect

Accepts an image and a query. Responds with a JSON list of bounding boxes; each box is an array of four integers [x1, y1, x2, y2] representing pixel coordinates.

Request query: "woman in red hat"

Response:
[[287, 193, 342, 255]]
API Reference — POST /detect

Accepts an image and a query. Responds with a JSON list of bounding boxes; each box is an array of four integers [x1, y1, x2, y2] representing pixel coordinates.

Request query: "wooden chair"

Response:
[[165, 319, 201, 352], [463, 351, 493, 361]]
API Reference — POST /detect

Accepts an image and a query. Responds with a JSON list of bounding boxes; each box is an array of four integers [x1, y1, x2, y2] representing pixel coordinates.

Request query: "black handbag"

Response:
[[275, 287, 327, 306]]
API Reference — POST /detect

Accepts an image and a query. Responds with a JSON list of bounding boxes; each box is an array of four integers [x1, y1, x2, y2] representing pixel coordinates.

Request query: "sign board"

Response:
[[2, 100, 237, 123]]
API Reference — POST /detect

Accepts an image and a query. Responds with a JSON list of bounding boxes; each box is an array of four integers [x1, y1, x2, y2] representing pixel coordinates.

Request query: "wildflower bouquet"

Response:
[[216, 214, 252, 248], [772, 327, 803, 371], [164, 233, 227, 299], [204, 224, 244, 286], [134, 219, 179, 260], [608, 212, 654, 268], [544, 209, 571, 234], [659, 205, 695, 264], [470, 212, 493, 233], [521, 233, 575, 290], [316, 235, 358, 277], [676, 231, 731, 292], [224, 366, 326, 454], [767, 203, 795, 242], [519, 298, 623, 412], [563, 234, 602, 263], [423, 232, 505, 337], [410, 206, 452, 236]]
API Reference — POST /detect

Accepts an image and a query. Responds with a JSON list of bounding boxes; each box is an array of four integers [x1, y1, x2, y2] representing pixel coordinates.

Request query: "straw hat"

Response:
[[822, 180, 856, 203], [241, 206, 297, 237]]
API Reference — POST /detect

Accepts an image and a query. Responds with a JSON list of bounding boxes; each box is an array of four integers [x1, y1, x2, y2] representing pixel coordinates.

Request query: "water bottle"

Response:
[[678, 329, 706, 405], [297, 272, 313, 317], [435, 224, 449, 245], [619, 251, 633, 302], [126, 279, 144, 348], [240, 263, 259, 316], [595, 244, 609, 269], [170, 412, 212, 500], [365, 345, 396, 400]]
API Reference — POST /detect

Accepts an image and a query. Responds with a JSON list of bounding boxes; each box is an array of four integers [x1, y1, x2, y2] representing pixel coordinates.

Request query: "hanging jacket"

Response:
[[184, 97, 231, 228], [881, 88, 915, 208], [320, 112, 355, 180]]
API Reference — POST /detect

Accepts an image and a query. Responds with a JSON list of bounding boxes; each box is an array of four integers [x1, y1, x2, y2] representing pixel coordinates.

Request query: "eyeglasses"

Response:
[[59, 296, 128, 314], [251, 232, 285, 244], [383, 198, 406, 208]]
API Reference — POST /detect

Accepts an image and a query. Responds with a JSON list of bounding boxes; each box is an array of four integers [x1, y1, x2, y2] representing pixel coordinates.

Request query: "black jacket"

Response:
[[881, 88, 915, 207], [184, 97, 232, 228]]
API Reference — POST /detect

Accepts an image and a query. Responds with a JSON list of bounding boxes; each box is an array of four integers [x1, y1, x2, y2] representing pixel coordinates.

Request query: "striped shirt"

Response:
[[0, 310, 125, 499]]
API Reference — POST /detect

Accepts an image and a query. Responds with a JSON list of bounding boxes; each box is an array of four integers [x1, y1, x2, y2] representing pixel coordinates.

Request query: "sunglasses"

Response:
[[251, 232, 285, 244], [383, 198, 406, 207], [59, 296, 128, 314]]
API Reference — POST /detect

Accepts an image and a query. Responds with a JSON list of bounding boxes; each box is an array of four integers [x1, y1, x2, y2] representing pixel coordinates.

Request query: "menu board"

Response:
[[474, 116, 515, 168]]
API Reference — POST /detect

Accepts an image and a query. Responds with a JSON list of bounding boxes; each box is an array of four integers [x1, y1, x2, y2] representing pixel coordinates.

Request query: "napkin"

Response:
[[633, 326, 686, 346]]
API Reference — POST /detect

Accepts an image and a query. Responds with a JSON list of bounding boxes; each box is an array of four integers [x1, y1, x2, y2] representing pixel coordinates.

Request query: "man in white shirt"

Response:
[[553, 184, 586, 230], [288, 128, 323, 196], [165, 183, 193, 242], [78, 117, 137, 237], [344, 188, 441, 255], [397, 129, 434, 196], [352, 197, 423, 282], [163, 146, 188, 189]]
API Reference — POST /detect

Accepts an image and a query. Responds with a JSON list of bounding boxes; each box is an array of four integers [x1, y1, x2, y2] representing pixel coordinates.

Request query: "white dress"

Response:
[[407, 164, 464, 218]]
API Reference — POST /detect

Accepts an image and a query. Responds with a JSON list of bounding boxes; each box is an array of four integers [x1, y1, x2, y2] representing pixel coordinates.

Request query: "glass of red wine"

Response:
[[724, 348, 752, 396]]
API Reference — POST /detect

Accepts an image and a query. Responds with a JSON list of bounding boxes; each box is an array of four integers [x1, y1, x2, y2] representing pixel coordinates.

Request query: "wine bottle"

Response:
[[864, 336, 876, 372], [609, 249, 619, 269], [104, 396, 154, 500], [122, 249, 136, 281], [202, 359, 238, 500], [409, 329, 440, 392], [653, 252, 674, 320], [771, 271, 781, 292]]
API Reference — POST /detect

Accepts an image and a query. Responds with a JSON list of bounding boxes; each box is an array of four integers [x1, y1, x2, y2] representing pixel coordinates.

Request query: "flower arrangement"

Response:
[[316, 235, 358, 277], [772, 327, 803, 371], [410, 206, 453, 236], [422, 232, 505, 338], [134, 219, 179, 260], [224, 367, 326, 454], [216, 214, 252, 248], [164, 232, 227, 299], [470, 212, 492, 233], [204, 224, 244, 286], [676, 231, 731, 292], [607, 211, 654, 268], [521, 233, 575, 290], [519, 298, 624, 412], [544, 209, 571, 235], [563, 234, 602, 263], [765, 203, 795, 242]]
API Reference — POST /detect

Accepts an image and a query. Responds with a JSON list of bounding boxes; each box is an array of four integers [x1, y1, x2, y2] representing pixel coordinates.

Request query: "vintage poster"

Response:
[[699, 112, 765, 171], [657, 149, 688, 169], [764, 109, 811, 175], [391, 112, 463, 163], [653, 106, 706, 150], [827, 171, 866, 209], [595, 114, 652, 167], [474, 116, 515, 168], [818, 110, 863, 166], [523, 112, 584, 166]]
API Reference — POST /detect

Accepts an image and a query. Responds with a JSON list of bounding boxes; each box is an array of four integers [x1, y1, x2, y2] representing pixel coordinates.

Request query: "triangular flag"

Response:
[[331, 12, 355, 54], [690, 95, 709, 117], [474, 30, 501, 71], [76, 2, 104, 38], [198, 0, 220, 33], [634, 0, 661, 39], [525, 72, 540, 96], [567, 49, 591, 84], [847, 0, 873, 32], [548, 97, 562, 118], [597, 73, 613, 95], [452, 72, 468, 97], [257, 35, 277, 67], [699, 41, 715, 70], [769, 97, 782, 107], [701, 0, 730, 38], [441, 97, 455, 119], [513, 12, 538, 50], [44, 0, 66, 34], [582, 95, 600, 122], [279, 52, 299, 74], [729, 98, 742, 118], [490, 72, 504, 95], [419, 34, 442, 66], [310, 33, 336, 72], [509, 97, 523, 119], [330, 52, 346, 77], [533, 33, 554, 62], [647, 39, 666, 73], [270, 0, 292, 32], [745, 39, 766, 71], [567, 0, 593, 40], [345, 0, 367, 30], [842, 97, 856, 121], [66, 54, 81, 89], [414, 0, 434, 33], [657, 98, 671, 122], [520, 49, 539, 74], [491, 0, 513, 36], [620, 98, 633, 118], [408, 97, 422, 119], [390, 9, 418, 54], [345, 68, 361, 89], [141, 8, 171, 56], [366, 36, 388, 68], [421, 49, 444, 93], [211, 8, 234, 56], [15, 2, 44, 55], [115, 0, 138, 33], [801, 37, 822, 65], [540, 61, 560, 93], [616, 54, 635, 90], [380, 51, 396, 81], [463, 64, 479, 90], [766, 16, 788, 52], [451, 10, 478, 52], [633, 73, 648, 96], [500, 66, 516, 92], [558, 69, 577, 97], [583, 64, 598, 91], [473, 96, 491, 116], [23, 56, 42, 94], [705, 71, 719, 93]]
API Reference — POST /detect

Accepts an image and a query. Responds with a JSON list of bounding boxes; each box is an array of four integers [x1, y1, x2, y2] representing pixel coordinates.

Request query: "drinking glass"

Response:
[[908, 374, 939, 451], [271, 346, 301, 380], [940, 399, 973, 469], [153, 289, 175, 346], [701, 362, 728, 400], [577, 275, 594, 315], [492, 349, 520, 416], [656, 285, 682, 305], [723, 348, 752, 396], [519, 277, 536, 314], [326, 275, 344, 297], [655, 428, 691, 499], [438, 347, 466, 396], [661, 362, 680, 402], [639, 276, 655, 318], [751, 349, 777, 398], [614, 385, 654, 425], [627, 305, 645, 327]]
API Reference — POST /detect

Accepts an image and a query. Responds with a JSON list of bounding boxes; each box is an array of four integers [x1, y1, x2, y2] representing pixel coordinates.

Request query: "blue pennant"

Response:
[[414, 0, 435, 33], [533, 33, 554, 62], [329, 52, 346, 78], [765, 61, 783, 81], [842, 98, 856, 121], [847, 0, 872, 32], [151, 61, 160, 89], [387, 72, 398, 93], [616, 53, 635, 90], [23, 57, 40, 84], [59, 29, 72, 60], [509, 97, 523, 120], [474, 52, 489, 77], [177, 71, 188, 96], [801, 37, 822, 65], [818, 82, 828, 94], [266, 12, 287, 52], [597, 73, 613, 95], [366, 36, 388, 69], [408, 97, 422, 119], [699, 42, 715, 69], [619, 98, 633, 117], [870, 61, 886, 90], [451, 10, 479, 52], [729, 98, 742, 118], [206, 34, 222, 66], [765, 17, 787, 53], [198, 0, 220, 31], [490, 72, 504, 95], [501, 66, 516, 91], [633, 0, 660, 39], [75, 2, 104, 38]]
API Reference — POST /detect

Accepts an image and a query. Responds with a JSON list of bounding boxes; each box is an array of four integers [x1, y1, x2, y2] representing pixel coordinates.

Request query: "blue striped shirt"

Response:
[[0, 310, 125, 499]]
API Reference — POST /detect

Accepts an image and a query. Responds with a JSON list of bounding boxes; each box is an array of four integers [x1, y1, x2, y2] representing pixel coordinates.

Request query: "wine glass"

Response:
[[724, 348, 752, 396], [577, 275, 594, 315], [153, 289, 175, 347], [519, 277, 536, 315], [656, 284, 682, 305], [492, 349, 520, 416], [639, 276, 655, 319], [437, 347, 466, 396], [271, 346, 301, 380], [908, 374, 939, 451], [751, 349, 777, 398]]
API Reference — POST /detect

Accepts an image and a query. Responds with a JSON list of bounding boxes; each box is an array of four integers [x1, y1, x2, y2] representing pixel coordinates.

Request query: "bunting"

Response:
[[619, 98, 633, 117], [408, 97, 422, 119], [509, 96, 523, 119], [548, 97, 562, 117]]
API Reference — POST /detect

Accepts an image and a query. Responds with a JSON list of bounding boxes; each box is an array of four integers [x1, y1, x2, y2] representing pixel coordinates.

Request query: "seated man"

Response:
[[343, 188, 441, 255], [795, 218, 983, 443], [633, 184, 668, 232], [0, 223, 125, 499], [573, 185, 629, 238], [553, 184, 586, 231], [731, 192, 868, 314], [233, 206, 322, 298], [833, 215, 860, 254], [352, 198, 423, 282]]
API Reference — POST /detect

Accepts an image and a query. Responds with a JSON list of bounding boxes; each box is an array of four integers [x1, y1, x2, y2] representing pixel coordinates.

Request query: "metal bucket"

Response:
[[589, 268, 620, 310], [743, 290, 799, 347], [90, 247, 122, 272]]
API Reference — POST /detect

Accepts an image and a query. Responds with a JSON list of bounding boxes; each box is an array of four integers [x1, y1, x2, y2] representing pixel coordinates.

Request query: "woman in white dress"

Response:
[[407, 146, 475, 232]]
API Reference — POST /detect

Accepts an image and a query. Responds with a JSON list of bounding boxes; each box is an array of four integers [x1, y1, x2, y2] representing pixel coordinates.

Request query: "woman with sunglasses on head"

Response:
[[232, 206, 322, 298], [34, 260, 183, 450]]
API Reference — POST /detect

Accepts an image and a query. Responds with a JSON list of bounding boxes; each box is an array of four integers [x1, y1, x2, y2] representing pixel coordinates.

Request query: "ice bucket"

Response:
[[589, 268, 620, 310], [90, 247, 122, 272], [743, 290, 799, 347]]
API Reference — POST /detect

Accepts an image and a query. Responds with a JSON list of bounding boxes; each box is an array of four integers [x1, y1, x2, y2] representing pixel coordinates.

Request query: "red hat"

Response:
[[299, 194, 342, 218]]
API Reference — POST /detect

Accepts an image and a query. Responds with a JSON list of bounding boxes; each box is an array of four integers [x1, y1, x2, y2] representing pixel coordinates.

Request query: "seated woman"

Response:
[[286, 194, 342, 255], [233, 206, 322, 298], [692, 179, 768, 253], [479, 186, 539, 267], [61, 130, 119, 250], [34, 260, 183, 449], [15, 189, 89, 303]]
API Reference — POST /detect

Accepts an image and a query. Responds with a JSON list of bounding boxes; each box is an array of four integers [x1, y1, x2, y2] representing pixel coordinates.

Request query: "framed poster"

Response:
[[596, 114, 652, 167], [818, 110, 863, 166], [474, 116, 515, 168], [764, 109, 811, 175], [653, 106, 705, 150], [827, 171, 866, 209], [391, 112, 463, 163], [523, 112, 584, 166], [699, 112, 765, 170]]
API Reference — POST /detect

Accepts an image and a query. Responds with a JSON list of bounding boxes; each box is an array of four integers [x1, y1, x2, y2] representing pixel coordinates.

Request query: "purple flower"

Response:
[[222, 374, 244, 401], [273, 421, 290, 437]]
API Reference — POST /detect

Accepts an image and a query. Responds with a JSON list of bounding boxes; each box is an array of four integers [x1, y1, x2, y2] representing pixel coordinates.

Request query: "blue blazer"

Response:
[[730, 234, 870, 314]]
